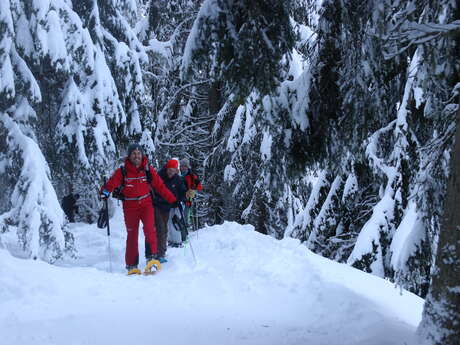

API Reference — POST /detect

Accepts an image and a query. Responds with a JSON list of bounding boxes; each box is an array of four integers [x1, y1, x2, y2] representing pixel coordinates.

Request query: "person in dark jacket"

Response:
[[150, 159, 187, 262], [62, 193, 79, 223]]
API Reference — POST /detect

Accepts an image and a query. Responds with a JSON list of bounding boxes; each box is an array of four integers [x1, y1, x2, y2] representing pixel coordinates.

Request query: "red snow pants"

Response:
[[123, 198, 157, 267]]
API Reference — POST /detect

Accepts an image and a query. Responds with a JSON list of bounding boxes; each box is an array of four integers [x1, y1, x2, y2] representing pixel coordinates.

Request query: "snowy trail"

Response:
[[0, 206, 423, 345]]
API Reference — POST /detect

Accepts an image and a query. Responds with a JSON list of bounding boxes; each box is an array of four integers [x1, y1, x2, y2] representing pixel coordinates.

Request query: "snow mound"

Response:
[[0, 216, 423, 345]]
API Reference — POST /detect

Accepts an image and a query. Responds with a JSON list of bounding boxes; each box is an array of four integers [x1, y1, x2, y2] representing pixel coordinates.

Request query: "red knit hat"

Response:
[[166, 159, 179, 169]]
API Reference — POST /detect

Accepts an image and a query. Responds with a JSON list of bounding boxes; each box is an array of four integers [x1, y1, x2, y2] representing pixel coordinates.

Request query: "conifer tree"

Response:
[[0, 0, 73, 260], [380, 0, 460, 342], [0, 0, 153, 257], [176, 0, 300, 231]]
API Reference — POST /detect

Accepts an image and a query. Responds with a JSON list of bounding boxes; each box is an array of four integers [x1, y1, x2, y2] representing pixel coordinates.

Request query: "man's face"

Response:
[[129, 149, 143, 167], [167, 168, 178, 178], [180, 164, 188, 175]]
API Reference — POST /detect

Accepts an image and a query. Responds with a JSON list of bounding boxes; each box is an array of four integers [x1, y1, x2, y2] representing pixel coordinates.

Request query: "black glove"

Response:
[[171, 201, 179, 208]]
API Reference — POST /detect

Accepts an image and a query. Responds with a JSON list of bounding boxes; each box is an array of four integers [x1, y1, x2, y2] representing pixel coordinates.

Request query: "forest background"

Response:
[[0, 1, 459, 344]]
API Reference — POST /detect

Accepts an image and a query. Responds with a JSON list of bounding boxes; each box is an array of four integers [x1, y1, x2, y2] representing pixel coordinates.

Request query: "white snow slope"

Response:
[[0, 206, 423, 345]]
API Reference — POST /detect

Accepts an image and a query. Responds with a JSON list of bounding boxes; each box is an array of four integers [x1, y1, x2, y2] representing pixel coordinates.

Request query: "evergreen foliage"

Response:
[[181, 0, 295, 98], [283, 0, 457, 304], [0, 0, 152, 259]]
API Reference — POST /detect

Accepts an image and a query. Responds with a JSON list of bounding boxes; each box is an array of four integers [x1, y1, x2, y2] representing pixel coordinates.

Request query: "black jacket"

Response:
[[153, 167, 187, 212]]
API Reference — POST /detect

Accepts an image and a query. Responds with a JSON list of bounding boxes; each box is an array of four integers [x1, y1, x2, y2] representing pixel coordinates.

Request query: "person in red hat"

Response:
[[151, 158, 187, 262], [100, 144, 177, 275]]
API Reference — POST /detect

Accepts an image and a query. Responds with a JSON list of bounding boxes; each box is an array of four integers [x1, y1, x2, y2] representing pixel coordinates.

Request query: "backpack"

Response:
[[184, 170, 200, 189], [112, 165, 153, 200]]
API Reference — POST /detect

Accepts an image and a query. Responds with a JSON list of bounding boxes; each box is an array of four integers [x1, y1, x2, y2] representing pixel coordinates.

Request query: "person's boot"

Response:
[[127, 265, 141, 275]]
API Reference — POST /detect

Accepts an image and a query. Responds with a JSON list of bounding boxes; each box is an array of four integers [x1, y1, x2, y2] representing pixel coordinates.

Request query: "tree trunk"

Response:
[[417, 101, 460, 344], [208, 81, 221, 115]]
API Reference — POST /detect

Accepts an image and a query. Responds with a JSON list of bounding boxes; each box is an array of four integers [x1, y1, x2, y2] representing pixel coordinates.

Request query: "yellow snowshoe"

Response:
[[127, 268, 141, 275], [144, 259, 161, 275]]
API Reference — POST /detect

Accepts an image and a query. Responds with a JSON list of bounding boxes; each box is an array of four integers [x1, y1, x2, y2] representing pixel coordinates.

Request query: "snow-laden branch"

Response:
[[157, 136, 216, 147], [365, 119, 396, 174], [167, 118, 216, 141], [384, 20, 460, 59], [155, 79, 212, 135]]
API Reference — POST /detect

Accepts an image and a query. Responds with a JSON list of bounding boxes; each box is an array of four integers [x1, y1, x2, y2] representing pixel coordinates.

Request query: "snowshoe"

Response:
[[144, 259, 161, 275], [127, 268, 141, 275]]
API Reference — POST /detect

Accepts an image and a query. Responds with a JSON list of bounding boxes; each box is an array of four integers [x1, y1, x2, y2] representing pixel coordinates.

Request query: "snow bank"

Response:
[[0, 212, 423, 345]]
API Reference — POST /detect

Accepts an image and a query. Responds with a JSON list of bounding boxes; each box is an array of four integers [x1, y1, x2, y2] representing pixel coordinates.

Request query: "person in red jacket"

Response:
[[179, 157, 203, 230], [101, 144, 177, 275], [180, 158, 203, 199]]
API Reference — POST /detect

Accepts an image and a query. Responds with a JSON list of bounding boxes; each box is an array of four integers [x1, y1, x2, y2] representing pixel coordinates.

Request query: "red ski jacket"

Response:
[[103, 157, 176, 206]]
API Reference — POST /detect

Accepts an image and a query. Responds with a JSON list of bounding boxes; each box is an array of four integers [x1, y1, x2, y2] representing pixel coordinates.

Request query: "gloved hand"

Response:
[[171, 201, 179, 208], [100, 189, 110, 200], [186, 189, 196, 199]]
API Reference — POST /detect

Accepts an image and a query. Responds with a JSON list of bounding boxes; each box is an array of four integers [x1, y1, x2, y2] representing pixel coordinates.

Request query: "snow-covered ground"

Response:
[[0, 205, 423, 345]]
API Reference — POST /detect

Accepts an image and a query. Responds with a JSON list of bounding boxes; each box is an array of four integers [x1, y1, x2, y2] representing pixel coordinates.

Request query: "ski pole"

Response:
[[105, 198, 113, 273], [103, 178, 113, 273], [178, 203, 197, 265], [192, 201, 198, 233]]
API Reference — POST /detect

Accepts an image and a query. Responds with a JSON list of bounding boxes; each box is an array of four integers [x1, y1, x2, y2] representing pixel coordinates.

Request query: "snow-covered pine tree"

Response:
[[0, 107, 72, 262], [73, 0, 149, 145], [51, 0, 151, 220], [291, 0, 457, 316], [397, 1, 460, 267], [1, 0, 155, 258], [417, 97, 459, 345], [0, 0, 73, 261], [27, 0, 138, 222], [216, 90, 308, 238], [178, 0, 303, 232], [347, 47, 422, 278], [278, 0, 436, 297], [378, 0, 460, 342]]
